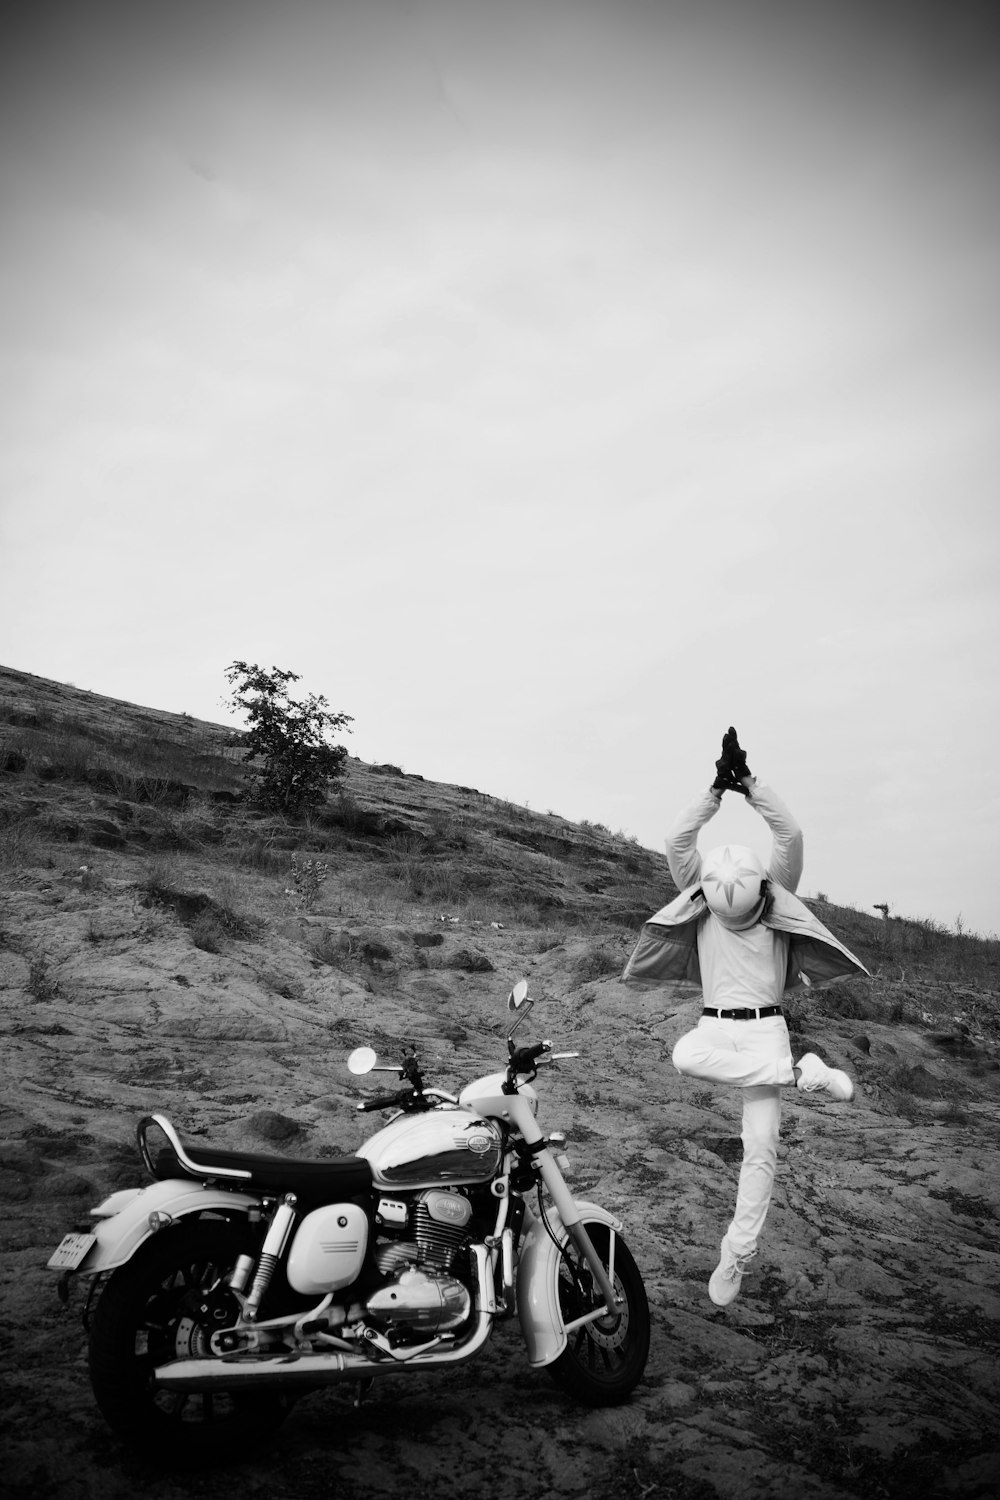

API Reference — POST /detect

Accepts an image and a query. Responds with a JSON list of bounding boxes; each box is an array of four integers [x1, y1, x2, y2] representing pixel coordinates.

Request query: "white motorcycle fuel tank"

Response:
[[358, 1109, 503, 1190]]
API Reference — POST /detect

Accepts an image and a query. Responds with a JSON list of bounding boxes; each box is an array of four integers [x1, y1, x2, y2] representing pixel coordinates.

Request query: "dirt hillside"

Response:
[[2, 664, 999, 1500]]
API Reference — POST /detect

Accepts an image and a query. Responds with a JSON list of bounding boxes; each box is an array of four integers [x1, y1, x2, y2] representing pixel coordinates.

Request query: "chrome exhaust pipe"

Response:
[[157, 1347, 362, 1392], [155, 1246, 498, 1393]]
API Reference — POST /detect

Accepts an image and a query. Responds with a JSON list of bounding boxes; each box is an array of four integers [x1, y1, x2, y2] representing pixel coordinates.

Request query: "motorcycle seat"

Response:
[[152, 1143, 374, 1204]]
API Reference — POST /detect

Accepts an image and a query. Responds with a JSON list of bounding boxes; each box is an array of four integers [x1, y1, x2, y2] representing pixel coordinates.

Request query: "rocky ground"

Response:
[[2, 668, 999, 1499]]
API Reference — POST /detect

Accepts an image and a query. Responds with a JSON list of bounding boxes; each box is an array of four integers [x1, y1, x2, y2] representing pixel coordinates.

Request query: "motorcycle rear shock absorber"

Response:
[[243, 1195, 297, 1321]]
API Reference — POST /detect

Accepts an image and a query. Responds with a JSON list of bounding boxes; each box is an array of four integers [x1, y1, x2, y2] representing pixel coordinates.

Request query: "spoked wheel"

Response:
[[547, 1221, 650, 1406], [88, 1219, 292, 1464]]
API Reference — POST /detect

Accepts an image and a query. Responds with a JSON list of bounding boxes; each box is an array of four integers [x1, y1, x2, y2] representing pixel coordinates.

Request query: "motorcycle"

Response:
[[49, 980, 650, 1462]]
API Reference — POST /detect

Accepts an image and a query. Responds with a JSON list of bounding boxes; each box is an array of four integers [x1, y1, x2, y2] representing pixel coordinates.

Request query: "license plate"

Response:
[[48, 1232, 97, 1271]]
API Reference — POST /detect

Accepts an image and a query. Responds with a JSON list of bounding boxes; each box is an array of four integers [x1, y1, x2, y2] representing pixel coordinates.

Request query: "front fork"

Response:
[[561, 1219, 618, 1314], [509, 1107, 619, 1316]]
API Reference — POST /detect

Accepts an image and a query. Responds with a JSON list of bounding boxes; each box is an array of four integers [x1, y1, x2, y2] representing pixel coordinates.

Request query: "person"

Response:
[[623, 728, 869, 1308]]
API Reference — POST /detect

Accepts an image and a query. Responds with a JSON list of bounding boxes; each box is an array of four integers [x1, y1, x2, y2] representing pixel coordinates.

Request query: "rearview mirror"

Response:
[[347, 1046, 377, 1076], [507, 979, 529, 1012]]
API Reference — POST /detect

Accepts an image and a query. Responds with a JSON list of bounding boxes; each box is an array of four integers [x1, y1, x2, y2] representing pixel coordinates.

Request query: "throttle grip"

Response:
[[510, 1041, 549, 1072]]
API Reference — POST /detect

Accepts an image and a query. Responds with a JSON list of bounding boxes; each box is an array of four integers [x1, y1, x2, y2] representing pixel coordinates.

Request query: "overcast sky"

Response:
[[2, 0, 998, 936]]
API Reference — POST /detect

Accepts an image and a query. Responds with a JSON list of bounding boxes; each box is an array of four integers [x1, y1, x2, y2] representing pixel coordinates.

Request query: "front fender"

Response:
[[516, 1200, 622, 1368], [74, 1178, 261, 1277]]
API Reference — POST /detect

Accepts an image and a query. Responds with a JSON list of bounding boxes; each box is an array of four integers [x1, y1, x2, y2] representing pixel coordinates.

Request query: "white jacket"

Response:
[[622, 784, 870, 992]]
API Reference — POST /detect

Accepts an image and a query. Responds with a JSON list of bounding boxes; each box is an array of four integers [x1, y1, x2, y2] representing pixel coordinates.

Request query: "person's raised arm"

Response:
[[744, 780, 804, 893], [665, 775, 724, 890]]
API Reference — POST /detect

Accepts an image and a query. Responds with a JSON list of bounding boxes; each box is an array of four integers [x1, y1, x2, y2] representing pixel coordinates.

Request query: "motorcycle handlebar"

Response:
[[357, 1090, 411, 1112], [355, 1036, 579, 1110]]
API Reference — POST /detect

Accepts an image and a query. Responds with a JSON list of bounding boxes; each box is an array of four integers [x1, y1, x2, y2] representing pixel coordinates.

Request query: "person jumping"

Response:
[[623, 728, 869, 1307]]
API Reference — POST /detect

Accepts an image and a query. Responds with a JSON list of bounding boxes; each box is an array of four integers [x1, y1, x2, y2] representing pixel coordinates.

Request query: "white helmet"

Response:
[[701, 844, 766, 930]]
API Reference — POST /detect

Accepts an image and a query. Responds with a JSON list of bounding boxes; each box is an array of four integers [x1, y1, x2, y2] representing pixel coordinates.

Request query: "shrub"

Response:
[[820, 983, 881, 1022], [224, 661, 353, 817], [572, 945, 624, 982], [310, 927, 353, 966], [285, 855, 329, 912], [448, 949, 494, 973], [27, 957, 59, 1000]]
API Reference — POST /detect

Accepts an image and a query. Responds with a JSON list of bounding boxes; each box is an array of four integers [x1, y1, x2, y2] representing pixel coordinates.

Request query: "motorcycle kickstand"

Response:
[[353, 1377, 375, 1409]]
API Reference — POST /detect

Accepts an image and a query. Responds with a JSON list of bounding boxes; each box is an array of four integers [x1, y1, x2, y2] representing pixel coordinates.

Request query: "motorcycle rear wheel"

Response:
[[88, 1218, 293, 1463], [547, 1222, 650, 1406]]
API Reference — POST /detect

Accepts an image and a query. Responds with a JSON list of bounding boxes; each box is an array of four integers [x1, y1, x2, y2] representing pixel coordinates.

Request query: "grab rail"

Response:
[[137, 1113, 253, 1183]]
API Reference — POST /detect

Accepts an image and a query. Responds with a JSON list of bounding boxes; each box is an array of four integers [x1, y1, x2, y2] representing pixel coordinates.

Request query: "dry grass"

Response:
[[0, 806, 41, 872], [139, 860, 261, 947], [808, 897, 999, 987]]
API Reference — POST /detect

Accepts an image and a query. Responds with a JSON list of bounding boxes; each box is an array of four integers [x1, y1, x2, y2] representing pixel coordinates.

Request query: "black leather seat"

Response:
[[153, 1143, 373, 1204]]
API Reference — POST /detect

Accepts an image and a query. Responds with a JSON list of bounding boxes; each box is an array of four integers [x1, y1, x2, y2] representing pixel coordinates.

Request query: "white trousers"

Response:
[[672, 1015, 795, 1256]]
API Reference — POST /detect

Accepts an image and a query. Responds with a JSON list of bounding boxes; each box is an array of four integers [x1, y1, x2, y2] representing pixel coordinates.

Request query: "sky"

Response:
[[2, 0, 998, 936]]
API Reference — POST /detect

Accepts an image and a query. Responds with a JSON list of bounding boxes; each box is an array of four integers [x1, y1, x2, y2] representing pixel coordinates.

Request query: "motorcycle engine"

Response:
[[367, 1188, 474, 1335]]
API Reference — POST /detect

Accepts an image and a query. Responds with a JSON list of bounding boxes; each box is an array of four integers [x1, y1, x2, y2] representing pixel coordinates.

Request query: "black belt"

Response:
[[702, 1005, 783, 1021]]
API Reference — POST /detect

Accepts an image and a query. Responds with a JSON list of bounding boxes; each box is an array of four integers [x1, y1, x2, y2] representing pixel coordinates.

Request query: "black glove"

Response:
[[711, 762, 731, 793], [712, 726, 752, 794], [727, 726, 751, 783]]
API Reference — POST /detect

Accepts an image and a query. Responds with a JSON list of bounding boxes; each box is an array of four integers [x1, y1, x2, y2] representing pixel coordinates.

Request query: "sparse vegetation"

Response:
[[2, 667, 997, 963], [139, 864, 259, 944]]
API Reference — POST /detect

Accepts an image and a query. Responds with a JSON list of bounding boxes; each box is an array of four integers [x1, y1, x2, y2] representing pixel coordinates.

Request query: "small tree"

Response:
[[224, 662, 353, 816]]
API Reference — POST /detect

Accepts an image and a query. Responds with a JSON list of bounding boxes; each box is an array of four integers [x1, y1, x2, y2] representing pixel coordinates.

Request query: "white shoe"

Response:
[[796, 1052, 854, 1101], [708, 1236, 756, 1307]]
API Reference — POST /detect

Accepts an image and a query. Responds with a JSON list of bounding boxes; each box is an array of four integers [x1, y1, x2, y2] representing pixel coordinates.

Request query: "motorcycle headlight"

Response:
[[549, 1131, 571, 1171]]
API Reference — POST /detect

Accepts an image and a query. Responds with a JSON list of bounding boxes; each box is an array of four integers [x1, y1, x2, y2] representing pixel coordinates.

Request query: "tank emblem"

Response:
[[465, 1130, 494, 1156]]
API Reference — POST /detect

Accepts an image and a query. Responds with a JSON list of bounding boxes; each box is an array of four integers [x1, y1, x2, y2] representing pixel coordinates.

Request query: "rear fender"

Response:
[[516, 1200, 622, 1368], [74, 1178, 261, 1277]]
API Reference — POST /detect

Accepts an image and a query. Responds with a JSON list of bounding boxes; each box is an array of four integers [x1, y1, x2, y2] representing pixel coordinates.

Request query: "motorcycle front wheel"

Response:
[[88, 1218, 293, 1464], [547, 1222, 650, 1406]]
